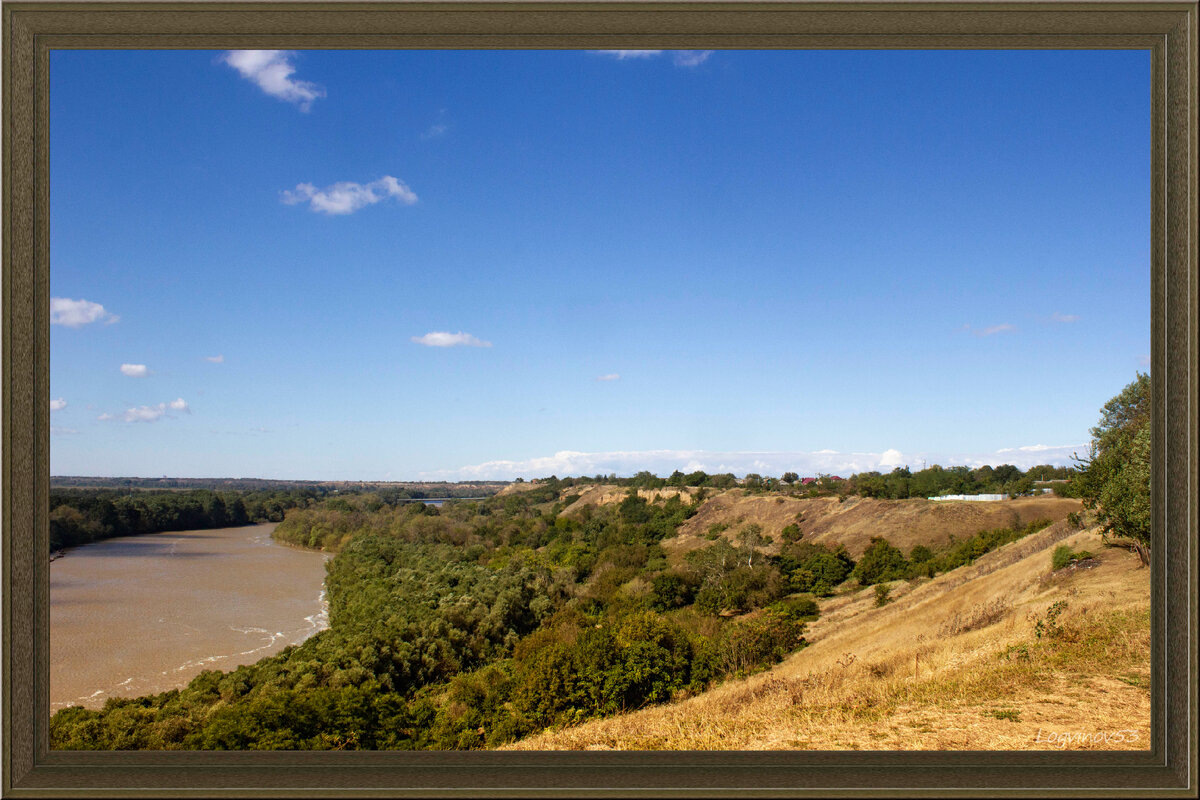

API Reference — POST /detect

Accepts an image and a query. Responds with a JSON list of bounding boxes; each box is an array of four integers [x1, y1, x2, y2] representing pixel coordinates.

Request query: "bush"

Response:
[[1051, 544, 1095, 571], [873, 583, 892, 607], [767, 595, 820, 621], [779, 542, 855, 596], [853, 537, 909, 585], [650, 570, 700, 611], [693, 612, 806, 680]]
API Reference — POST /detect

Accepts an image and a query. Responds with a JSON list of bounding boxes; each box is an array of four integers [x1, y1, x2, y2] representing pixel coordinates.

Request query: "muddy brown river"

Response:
[[50, 523, 329, 712]]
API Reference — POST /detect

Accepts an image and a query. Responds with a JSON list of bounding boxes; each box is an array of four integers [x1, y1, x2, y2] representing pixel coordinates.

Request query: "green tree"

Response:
[[852, 537, 908, 585], [1075, 373, 1151, 565]]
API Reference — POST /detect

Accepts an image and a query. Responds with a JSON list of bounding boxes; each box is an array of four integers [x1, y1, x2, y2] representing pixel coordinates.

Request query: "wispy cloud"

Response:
[[596, 373, 621, 382], [421, 122, 449, 140], [220, 50, 325, 111], [422, 444, 1085, 482], [421, 110, 451, 141], [591, 50, 664, 60], [590, 50, 712, 67], [411, 331, 492, 348], [204, 354, 225, 363], [50, 297, 119, 328], [100, 397, 190, 424], [51, 426, 79, 436], [1138, 354, 1151, 366], [120, 363, 149, 378], [673, 50, 713, 67], [50, 397, 67, 412], [964, 323, 1015, 337], [1050, 312, 1079, 323], [281, 175, 417, 215]]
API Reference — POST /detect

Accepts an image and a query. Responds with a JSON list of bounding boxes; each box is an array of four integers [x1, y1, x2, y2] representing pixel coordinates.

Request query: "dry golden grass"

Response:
[[664, 492, 1082, 560], [503, 523, 1150, 751]]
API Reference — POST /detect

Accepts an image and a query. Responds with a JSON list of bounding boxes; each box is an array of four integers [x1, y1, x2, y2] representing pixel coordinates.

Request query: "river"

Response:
[[50, 523, 330, 712]]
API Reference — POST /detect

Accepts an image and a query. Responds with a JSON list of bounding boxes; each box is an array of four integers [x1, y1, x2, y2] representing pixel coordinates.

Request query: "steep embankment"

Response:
[[558, 485, 1081, 559], [672, 492, 1081, 558], [506, 521, 1150, 750]]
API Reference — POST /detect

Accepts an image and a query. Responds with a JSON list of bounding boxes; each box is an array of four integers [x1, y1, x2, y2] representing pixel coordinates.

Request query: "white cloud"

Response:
[[673, 50, 713, 67], [98, 398, 191, 423], [204, 354, 225, 363], [591, 50, 664, 60], [221, 50, 325, 111], [120, 363, 149, 378], [51, 426, 79, 436], [591, 50, 713, 67], [50, 297, 119, 328], [422, 444, 1086, 482], [123, 405, 168, 423], [1051, 312, 1079, 323], [966, 323, 1014, 337], [411, 331, 492, 348], [281, 175, 417, 215], [596, 373, 621, 382], [50, 397, 67, 412]]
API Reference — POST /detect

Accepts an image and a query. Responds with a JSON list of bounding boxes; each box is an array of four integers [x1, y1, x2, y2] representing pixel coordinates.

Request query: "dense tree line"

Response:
[[49, 489, 257, 552], [523, 463, 1076, 500]]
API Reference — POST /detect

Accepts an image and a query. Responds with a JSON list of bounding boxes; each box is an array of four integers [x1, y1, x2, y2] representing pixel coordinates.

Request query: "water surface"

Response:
[[50, 523, 329, 712]]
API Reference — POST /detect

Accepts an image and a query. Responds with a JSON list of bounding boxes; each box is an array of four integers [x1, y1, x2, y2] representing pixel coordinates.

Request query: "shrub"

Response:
[[767, 595, 820, 621], [780, 523, 802, 543], [1052, 544, 1095, 571], [853, 537, 909, 585], [779, 542, 855, 596], [909, 545, 933, 563], [705, 522, 728, 540], [650, 570, 700, 611], [694, 612, 806, 680], [873, 583, 892, 607], [1033, 600, 1069, 640]]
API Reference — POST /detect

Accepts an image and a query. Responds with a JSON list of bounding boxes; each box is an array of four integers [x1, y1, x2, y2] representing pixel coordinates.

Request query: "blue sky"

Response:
[[49, 49, 1150, 481]]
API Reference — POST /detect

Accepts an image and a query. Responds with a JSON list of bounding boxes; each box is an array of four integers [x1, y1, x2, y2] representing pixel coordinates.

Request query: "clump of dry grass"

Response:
[[938, 598, 1013, 638]]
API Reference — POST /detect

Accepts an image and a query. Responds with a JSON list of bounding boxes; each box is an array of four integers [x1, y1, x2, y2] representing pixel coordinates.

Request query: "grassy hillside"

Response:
[[505, 522, 1149, 750], [559, 484, 1080, 559]]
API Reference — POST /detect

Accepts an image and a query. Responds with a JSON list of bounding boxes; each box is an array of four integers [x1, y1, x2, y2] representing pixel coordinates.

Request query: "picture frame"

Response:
[[3, 2, 1196, 795]]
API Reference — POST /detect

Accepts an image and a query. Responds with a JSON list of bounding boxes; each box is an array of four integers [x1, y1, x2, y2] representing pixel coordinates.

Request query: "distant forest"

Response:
[[48, 479, 504, 553], [520, 463, 1078, 501], [51, 476, 506, 493]]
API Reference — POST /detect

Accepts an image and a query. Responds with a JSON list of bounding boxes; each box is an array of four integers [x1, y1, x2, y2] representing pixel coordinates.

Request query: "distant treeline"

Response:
[[51, 476, 507, 496], [521, 463, 1079, 500], [49, 483, 507, 554]]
